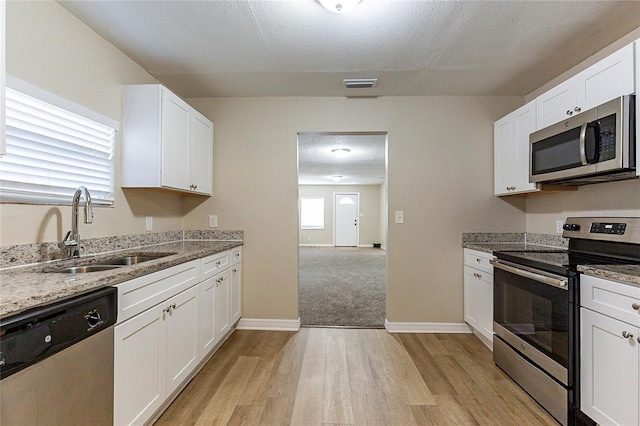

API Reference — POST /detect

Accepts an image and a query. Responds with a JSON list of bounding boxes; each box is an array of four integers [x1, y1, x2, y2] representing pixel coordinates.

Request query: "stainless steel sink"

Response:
[[50, 265, 124, 274], [47, 253, 174, 274], [94, 254, 170, 266]]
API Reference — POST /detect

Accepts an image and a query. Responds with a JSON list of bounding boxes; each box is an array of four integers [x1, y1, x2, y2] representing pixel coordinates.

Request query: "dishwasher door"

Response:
[[0, 286, 116, 426], [0, 326, 114, 425]]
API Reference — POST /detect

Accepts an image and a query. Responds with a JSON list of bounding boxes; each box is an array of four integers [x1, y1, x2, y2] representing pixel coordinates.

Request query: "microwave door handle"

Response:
[[585, 121, 601, 164], [579, 122, 588, 165]]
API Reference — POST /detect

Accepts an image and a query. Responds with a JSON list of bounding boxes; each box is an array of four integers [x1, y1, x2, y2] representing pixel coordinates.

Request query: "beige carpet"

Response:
[[298, 247, 386, 327]]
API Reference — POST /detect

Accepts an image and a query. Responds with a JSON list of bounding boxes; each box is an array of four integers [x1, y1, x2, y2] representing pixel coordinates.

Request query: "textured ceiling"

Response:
[[58, 0, 640, 98], [298, 133, 386, 185]]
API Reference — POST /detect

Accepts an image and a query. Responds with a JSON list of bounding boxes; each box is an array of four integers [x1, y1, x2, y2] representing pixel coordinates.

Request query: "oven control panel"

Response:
[[562, 217, 640, 243], [590, 222, 626, 235]]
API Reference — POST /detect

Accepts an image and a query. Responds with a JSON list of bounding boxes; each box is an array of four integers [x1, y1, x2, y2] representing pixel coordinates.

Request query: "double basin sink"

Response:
[[48, 254, 174, 274]]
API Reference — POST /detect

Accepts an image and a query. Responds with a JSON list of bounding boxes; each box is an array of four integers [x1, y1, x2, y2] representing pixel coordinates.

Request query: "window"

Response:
[[300, 197, 324, 229], [0, 78, 118, 205]]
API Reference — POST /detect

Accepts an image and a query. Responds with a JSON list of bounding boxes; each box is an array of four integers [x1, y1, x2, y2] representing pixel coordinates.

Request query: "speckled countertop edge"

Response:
[[0, 239, 243, 318], [462, 232, 639, 285], [577, 265, 640, 287]]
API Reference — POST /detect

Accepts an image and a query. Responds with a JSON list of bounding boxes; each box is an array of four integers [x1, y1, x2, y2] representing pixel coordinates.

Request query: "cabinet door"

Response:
[[214, 269, 232, 342], [464, 266, 482, 330], [199, 276, 216, 359], [161, 89, 190, 191], [479, 271, 494, 342], [576, 44, 635, 112], [114, 304, 167, 426], [581, 308, 639, 426], [188, 113, 213, 195], [231, 263, 242, 324], [165, 285, 200, 396], [536, 78, 576, 130], [494, 114, 517, 195], [513, 102, 539, 193]]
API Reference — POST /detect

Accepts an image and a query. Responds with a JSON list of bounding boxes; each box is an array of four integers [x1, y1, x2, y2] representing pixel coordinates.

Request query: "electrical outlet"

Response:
[[145, 216, 153, 231], [209, 215, 218, 228], [556, 220, 564, 234], [395, 211, 404, 224]]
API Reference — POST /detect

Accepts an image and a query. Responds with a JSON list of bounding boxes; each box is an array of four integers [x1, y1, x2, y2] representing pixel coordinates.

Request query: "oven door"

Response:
[[491, 259, 571, 385]]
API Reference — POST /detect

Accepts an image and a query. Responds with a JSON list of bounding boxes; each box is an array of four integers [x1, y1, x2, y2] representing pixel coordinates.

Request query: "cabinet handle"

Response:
[[566, 110, 573, 116], [632, 303, 640, 311], [232, 268, 237, 273], [476, 258, 481, 263], [574, 106, 581, 113], [216, 260, 221, 267], [194, 184, 197, 190], [622, 331, 634, 339]]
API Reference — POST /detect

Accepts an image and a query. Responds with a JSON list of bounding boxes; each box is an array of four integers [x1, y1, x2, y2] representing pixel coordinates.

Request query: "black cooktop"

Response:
[[495, 249, 640, 276]]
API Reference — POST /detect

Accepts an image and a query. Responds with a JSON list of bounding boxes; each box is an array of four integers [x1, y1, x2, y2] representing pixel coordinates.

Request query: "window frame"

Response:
[[1, 76, 119, 206], [300, 196, 325, 230]]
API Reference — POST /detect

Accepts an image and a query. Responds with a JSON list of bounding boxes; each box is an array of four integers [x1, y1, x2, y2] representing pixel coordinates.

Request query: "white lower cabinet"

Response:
[[580, 274, 640, 426], [114, 245, 243, 425], [114, 303, 167, 426], [165, 285, 200, 395], [231, 263, 242, 324], [463, 249, 494, 347], [199, 268, 231, 359]]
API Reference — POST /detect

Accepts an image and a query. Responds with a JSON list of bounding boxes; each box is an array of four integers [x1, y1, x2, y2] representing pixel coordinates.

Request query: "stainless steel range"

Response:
[[491, 217, 640, 426]]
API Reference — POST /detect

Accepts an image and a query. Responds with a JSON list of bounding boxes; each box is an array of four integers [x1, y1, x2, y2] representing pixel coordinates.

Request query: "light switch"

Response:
[[145, 216, 153, 231], [395, 211, 404, 224], [209, 215, 218, 228], [556, 220, 564, 234]]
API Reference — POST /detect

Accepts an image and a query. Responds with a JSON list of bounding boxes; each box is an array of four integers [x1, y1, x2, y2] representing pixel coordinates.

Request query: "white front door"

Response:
[[334, 193, 359, 247]]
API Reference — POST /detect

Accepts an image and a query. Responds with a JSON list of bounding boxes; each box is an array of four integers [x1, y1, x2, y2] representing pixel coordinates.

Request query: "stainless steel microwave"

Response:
[[529, 95, 636, 185]]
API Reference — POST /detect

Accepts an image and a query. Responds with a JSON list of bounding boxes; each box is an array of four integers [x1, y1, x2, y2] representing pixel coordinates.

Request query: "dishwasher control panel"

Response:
[[0, 287, 117, 379]]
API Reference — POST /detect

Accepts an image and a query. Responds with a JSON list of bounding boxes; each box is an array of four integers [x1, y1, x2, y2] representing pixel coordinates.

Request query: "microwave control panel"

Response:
[[590, 222, 626, 235]]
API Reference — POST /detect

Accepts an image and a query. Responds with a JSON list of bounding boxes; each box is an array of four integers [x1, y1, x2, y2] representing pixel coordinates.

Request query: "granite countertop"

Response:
[[577, 265, 640, 287], [0, 240, 243, 318], [463, 242, 567, 254]]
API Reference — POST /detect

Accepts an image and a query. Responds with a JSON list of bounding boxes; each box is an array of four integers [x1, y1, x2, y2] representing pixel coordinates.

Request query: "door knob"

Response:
[[632, 303, 639, 311]]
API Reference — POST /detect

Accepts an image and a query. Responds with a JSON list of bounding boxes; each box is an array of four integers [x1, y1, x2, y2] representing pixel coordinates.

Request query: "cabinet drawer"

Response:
[[581, 274, 640, 327], [464, 249, 495, 274], [116, 260, 200, 323], [201, 250, 230, 280], [231, 246, 242, 266]]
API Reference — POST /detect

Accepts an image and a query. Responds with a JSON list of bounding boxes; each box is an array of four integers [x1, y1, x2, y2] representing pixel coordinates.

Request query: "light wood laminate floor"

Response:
[[156, 328, 557, 425]]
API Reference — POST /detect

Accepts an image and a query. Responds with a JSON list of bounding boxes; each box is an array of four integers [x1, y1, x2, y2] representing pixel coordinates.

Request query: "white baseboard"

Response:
[[299, 244, 333, 247], [358, 244, 373, 248], [236, 317, 301, 331], [384, 319, 473, 333]]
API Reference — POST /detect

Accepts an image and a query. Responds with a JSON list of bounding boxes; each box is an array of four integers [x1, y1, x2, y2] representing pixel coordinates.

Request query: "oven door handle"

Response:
[[490, 259, 568, 289]]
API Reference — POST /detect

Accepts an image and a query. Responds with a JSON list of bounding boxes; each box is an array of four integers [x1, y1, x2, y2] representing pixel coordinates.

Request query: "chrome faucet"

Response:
[[59, 186, 94, 258]]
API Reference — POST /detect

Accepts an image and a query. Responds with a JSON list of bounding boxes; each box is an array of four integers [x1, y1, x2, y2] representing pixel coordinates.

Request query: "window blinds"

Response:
[[1, 88, 115, 205]]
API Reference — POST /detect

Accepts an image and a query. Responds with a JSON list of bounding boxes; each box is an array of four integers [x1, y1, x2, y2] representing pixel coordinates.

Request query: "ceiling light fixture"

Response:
[[343, 78, 378, 89], [331, 148, 351, 158], [318, 0, 362, 14], [331, 175, 343, 181]]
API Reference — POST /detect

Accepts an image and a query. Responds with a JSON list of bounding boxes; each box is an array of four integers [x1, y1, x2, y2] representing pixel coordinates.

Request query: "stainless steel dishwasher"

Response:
[[0, 286, 117, 425]]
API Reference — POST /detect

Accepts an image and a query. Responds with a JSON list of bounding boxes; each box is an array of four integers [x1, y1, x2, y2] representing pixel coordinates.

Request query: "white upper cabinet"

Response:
[[536, 43, 635, 130], [122, 84, 213, 196], [494, 101, 540, 196]]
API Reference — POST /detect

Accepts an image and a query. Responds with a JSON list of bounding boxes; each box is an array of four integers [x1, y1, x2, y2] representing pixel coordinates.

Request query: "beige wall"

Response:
[[184, 96, 526, 322], [2, 0, 184, 246], [526, 179, 640, 234], [299, 185, 382, 246]]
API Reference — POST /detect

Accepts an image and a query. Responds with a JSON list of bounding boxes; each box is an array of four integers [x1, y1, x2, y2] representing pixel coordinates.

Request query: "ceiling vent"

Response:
[[343, 78, 378, 89]]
